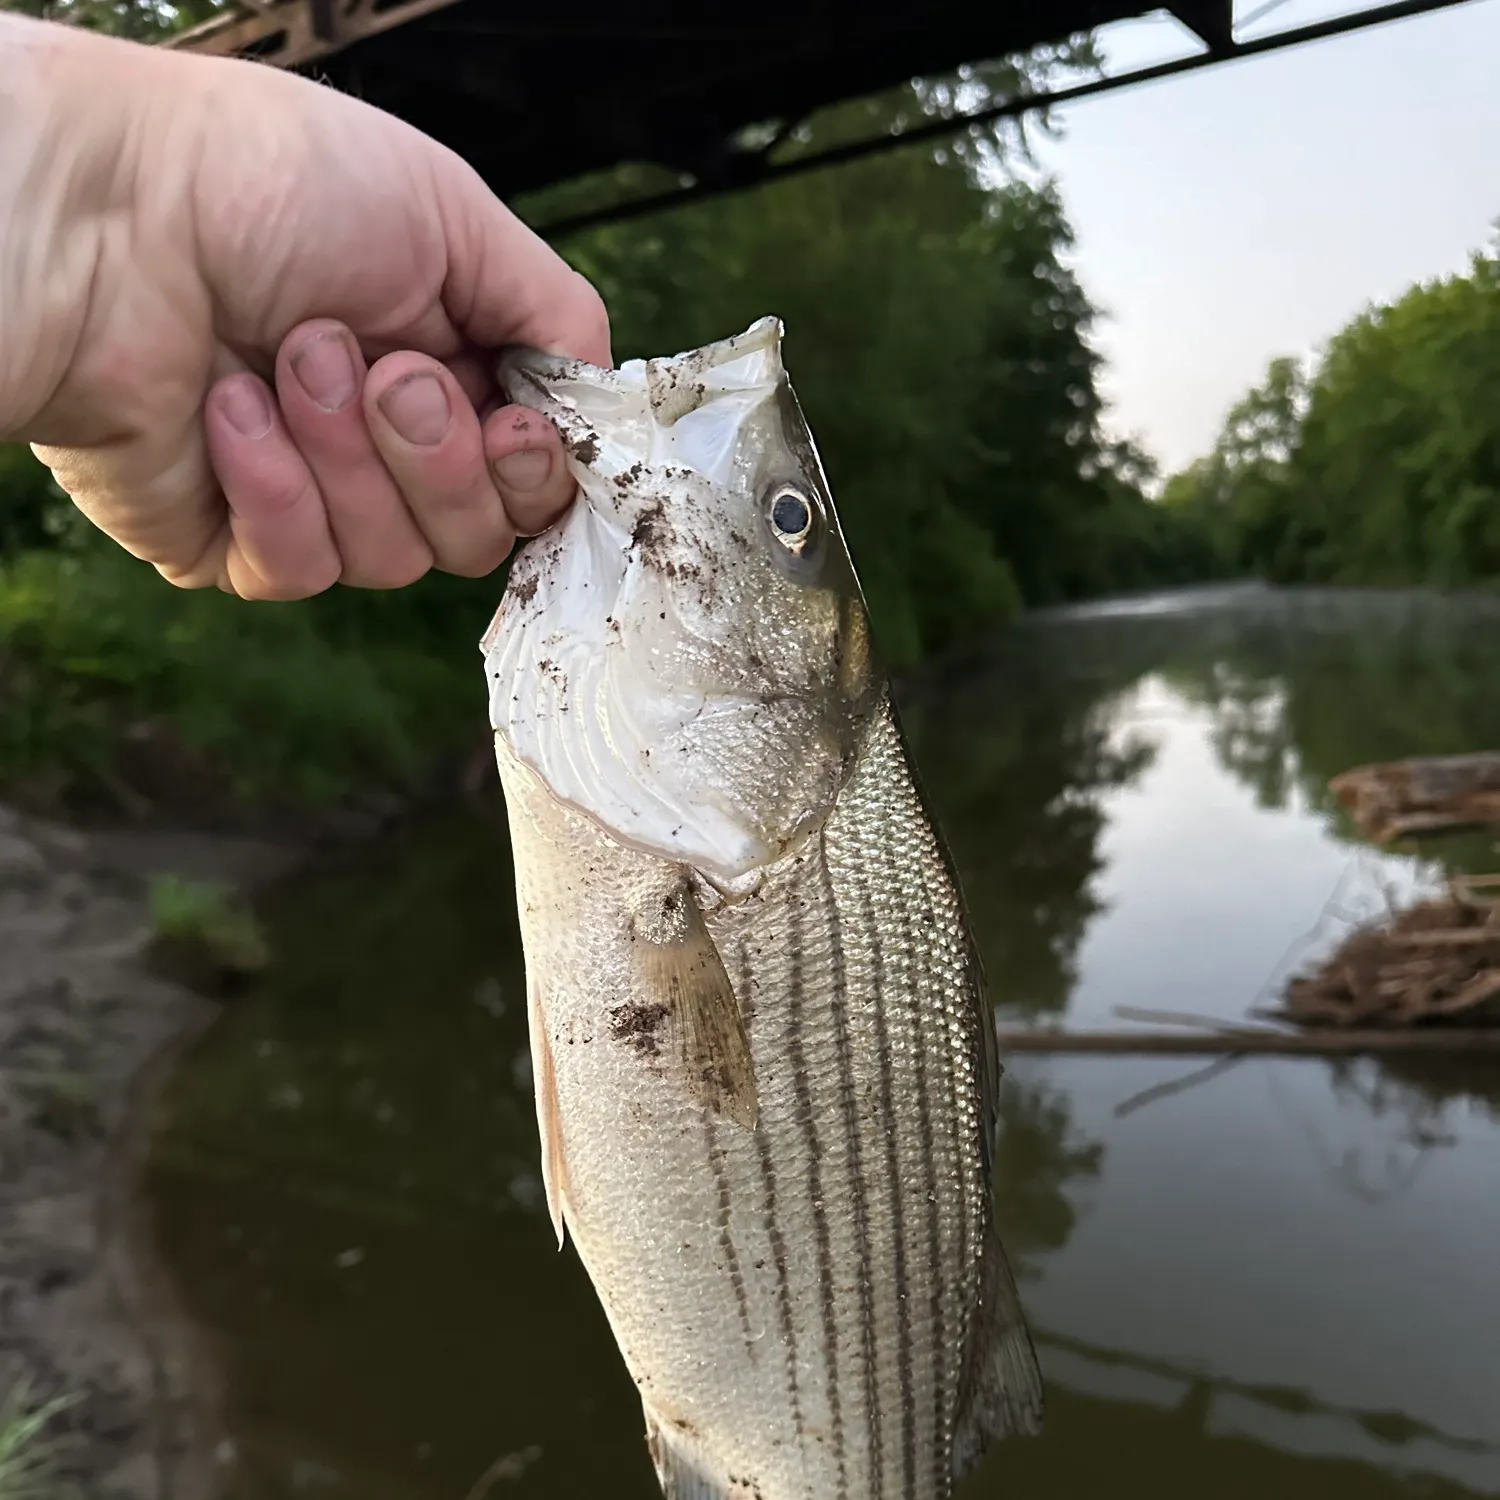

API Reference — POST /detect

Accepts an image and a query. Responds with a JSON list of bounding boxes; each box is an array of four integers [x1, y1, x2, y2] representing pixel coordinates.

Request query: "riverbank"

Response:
[[0, 802, 308, 1500]]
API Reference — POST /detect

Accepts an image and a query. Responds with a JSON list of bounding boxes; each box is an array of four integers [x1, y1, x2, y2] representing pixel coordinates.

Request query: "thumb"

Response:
[[430, 150, 613, 369]]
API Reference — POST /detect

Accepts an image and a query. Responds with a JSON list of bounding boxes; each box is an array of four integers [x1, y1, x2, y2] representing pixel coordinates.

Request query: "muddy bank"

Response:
[[0, 803, 303, 1500]]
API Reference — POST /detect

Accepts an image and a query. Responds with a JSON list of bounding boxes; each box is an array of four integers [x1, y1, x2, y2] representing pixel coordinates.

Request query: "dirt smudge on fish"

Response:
[[609, 999, 671, 1057]]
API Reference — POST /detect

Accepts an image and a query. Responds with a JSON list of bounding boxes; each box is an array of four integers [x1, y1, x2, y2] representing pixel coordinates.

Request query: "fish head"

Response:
[[483, 317, 880, 889]]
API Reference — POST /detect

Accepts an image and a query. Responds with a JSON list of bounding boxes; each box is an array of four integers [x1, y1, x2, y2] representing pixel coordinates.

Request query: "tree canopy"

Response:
[[1166, 231, 1500, 588]]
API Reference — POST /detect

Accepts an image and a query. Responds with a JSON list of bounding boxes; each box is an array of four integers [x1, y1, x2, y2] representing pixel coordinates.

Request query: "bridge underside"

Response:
[[167, 0, 1474, 224], [169, 1, 1235, 200]]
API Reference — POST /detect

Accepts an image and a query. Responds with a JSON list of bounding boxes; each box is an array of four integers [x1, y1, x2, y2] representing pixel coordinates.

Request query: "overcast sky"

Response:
[[1024, 0, 1500, 474]]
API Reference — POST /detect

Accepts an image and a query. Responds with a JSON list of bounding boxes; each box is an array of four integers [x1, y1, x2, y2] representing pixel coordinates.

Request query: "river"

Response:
[[143, 585, 1500, 1499]]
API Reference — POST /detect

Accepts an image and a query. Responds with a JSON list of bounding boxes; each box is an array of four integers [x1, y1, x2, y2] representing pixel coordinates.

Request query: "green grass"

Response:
[[0, 1381, 78, 1500], [149, 874, 269, 977]]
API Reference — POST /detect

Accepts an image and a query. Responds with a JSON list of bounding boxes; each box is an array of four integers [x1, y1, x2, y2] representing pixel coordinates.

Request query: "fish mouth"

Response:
[[496, 345, 620, 403], [494, 346, 621, 458], [496, 317, 786, 441]]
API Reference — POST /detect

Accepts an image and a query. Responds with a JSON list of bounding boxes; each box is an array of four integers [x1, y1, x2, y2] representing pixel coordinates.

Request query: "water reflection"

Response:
[[901, 634, 1157, 1017], [993, 1077, 1104, 1270], [146, 587, 1500, 1499]]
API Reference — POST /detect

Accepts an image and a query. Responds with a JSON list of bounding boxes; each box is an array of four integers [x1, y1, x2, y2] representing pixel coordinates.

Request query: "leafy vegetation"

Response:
[[559, 164, 1211, 663], [149, 873, 269, 978], [0, 1381, 77, 1500], [0, 0, 223, 40], [0, 539, 485, 812], [1165, 231, 1500, 586]]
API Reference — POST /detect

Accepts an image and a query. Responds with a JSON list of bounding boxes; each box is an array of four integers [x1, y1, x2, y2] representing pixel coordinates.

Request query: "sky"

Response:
[[1022, 0, 1500, 474]]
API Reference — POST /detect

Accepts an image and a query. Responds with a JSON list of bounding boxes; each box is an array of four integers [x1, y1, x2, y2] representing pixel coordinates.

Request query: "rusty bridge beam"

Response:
[[163, 0, 468, 68]]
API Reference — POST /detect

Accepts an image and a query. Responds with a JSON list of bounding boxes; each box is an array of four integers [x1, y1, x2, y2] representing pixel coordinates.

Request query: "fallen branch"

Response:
[[995, 1027, 1500, 1055], [1112, 1004, 1246, 1032]]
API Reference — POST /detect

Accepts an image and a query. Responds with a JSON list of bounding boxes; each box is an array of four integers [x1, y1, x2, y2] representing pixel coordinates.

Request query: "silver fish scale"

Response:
[[498, 696, 1003, 1500]]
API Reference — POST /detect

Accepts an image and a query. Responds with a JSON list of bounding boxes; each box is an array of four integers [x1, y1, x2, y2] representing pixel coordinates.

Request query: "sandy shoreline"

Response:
[[0, 803, 304, 1499]]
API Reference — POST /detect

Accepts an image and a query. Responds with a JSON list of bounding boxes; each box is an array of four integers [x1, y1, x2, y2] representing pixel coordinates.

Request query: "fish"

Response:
[[480, 316, 1043, 1500]]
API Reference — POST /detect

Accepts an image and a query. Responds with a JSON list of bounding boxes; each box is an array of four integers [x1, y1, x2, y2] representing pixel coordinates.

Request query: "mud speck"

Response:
[[565, 430, 600, 466], [631, 499, 672, 564], [510, 572, 539, 607], [608, 1000, 670, 1058]]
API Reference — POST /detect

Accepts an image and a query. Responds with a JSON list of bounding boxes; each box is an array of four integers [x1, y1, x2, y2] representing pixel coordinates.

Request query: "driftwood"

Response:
[[1330, 752, 1500, 844], [994, 1027, 1500, 1055], [1274, 881, 1500, 1031]]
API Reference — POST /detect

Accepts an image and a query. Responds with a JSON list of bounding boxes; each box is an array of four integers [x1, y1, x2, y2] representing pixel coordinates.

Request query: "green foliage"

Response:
[[0, 447, 70, 556], [0, 540, 486, 812], [150, 873, 269, 974], [1170, 231, 1500, 587], [0, 1381, 78, 1500], [0, 0, 223, 41]]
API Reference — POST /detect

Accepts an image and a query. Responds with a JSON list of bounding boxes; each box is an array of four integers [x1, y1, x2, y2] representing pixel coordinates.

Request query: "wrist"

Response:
[[0, 17, 179, 441]]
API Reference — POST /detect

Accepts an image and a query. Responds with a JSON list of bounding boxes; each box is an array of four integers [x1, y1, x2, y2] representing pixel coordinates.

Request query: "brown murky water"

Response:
[[146, 586, 1500, 1499]]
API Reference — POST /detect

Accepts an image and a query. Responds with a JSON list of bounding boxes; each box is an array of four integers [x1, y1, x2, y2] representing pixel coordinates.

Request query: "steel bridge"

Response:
[[165, 0, 1482, 234]]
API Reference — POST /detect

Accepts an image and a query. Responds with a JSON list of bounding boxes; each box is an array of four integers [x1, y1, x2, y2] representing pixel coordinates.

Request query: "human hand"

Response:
[[0, 15, 609, 599]]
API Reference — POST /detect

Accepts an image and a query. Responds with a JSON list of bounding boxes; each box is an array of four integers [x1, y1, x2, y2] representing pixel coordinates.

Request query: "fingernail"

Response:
[[492, 448, 553, 492], [219, 379, 271, 439], [292, 332, 357, 411], [379, 373, 450, 446]]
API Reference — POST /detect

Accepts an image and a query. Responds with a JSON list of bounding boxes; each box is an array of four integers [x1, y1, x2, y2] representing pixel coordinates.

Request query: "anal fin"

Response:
[[951, 1227, 1045, 1481], [527, 975, 570, 1249]]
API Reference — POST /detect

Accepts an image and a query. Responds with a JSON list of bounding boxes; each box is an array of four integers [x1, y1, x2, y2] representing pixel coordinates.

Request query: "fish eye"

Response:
[[768, 485, 816, 551]]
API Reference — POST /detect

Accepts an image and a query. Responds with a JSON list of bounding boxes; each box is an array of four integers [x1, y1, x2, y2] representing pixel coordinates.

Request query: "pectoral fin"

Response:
[[626, 879, 758, 1130]]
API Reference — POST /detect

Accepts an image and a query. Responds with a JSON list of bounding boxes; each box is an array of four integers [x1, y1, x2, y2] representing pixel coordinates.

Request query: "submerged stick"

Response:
[[1113, 1054, 1246, 1117], [995, 1027, 1500, 1055]]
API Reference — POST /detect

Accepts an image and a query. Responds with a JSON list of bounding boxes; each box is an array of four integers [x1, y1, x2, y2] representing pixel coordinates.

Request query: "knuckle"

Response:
[[447, 530, 516, 579], [226, 454, 319, 521], [300, 553, 345, 597], [405, 472, 491, 521], [240, 550, 341, 603], [351, 550, 432, 591]]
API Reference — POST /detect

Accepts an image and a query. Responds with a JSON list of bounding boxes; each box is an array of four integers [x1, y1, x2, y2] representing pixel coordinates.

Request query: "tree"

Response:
[[0, 0, 223, 39], [1166, 227, 1500, 590], [562, 150, 1197, 661], [1296, 235, 1500, 586]]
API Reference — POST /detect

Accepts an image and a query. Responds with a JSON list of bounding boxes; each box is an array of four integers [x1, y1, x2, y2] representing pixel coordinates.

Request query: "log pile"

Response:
[[1330, 752, 1500, 844], [1272, 876, 1500, 1030]]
